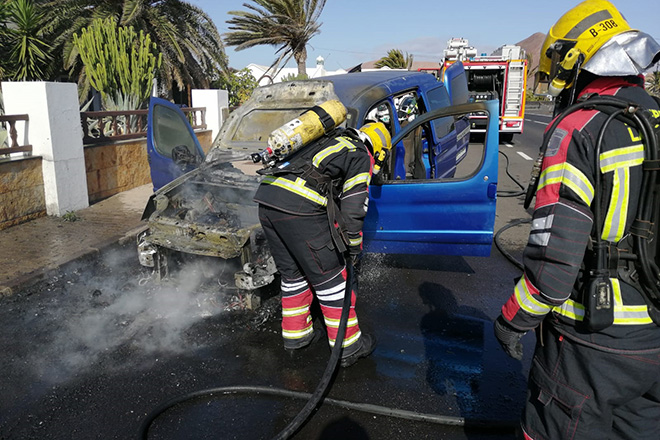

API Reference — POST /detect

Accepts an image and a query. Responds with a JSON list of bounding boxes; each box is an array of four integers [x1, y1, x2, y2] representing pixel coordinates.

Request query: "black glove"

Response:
[[494, 315, 526, 360]]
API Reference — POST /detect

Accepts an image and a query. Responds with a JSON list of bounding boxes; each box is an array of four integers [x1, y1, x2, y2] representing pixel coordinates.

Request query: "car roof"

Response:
[[318, 70, 440, 112], [209, 70, 444, 154]]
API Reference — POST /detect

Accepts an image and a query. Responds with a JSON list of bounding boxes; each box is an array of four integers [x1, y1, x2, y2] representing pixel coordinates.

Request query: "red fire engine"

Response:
[[420, 38, 528, 142]]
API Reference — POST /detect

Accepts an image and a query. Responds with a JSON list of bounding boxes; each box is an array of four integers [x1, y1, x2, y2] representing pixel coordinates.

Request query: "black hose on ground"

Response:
[[139, 262, 355, 440], [494, 218, 530, 271], [497, 149, 526, 198], [491, 148, 530, 270], [271, 261, 354, 439], [138, 385, 518, 433], [138, 262, 519, 438]]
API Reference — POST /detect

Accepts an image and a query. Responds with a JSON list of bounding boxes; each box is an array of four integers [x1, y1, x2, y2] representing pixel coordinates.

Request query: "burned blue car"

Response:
[[138, 67, 500, 293]]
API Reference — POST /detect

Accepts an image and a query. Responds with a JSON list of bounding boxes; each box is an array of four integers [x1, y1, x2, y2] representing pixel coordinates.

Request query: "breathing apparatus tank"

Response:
[[251, 100, 347, 166]]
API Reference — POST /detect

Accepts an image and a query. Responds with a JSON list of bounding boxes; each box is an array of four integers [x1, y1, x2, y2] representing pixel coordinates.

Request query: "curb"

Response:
[[0, 225, 148, 297]]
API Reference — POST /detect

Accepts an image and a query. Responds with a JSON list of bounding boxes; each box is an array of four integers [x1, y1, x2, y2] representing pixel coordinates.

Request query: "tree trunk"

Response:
[[295, 47, 307, 76]]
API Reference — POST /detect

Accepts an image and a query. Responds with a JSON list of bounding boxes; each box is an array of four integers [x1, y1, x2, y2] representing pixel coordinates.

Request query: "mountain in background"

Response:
[[515, 32, 546, 85], [360, 32, 548, 79]]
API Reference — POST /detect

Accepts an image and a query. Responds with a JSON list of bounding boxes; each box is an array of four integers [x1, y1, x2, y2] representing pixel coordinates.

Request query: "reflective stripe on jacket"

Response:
[[254, 131, 374, 244], [501, 76, 660, 351]]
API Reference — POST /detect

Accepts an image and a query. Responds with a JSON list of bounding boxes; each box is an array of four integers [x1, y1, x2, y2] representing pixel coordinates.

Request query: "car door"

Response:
[[147, 97, 205, 191], [363, 100, 499, 257]]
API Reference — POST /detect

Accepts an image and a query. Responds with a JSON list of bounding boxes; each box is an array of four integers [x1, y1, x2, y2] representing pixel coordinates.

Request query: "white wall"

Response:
[[2, 81, 89, 216], [191, 89, 229, 142]]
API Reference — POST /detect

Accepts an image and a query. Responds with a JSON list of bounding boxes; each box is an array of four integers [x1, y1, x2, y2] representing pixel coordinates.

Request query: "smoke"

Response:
[[27, 245, 237, 385]]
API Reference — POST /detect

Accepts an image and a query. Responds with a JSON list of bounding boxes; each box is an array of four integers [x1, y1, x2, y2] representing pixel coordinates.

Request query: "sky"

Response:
[[188, 0, 660, 71]]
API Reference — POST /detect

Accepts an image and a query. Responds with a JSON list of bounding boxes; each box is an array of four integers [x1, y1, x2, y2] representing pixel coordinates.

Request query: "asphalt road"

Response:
[[0, 114, 553, 440]]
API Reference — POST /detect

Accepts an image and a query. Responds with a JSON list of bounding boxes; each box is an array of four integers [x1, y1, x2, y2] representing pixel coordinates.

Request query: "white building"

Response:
[[246, 56, 346, 86]]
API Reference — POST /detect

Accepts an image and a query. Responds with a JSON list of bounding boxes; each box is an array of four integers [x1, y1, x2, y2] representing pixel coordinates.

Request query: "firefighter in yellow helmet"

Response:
[[254, 104, 391, 367], [494, 1, 660, 438]]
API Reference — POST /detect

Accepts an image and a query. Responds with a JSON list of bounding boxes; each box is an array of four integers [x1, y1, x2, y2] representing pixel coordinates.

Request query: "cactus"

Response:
[[73, 18, 162, 110]]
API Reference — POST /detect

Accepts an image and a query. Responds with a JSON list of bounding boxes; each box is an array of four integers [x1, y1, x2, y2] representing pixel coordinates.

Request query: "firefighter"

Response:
[[493, 1, 660, 438], [254, 115, 391, 368]]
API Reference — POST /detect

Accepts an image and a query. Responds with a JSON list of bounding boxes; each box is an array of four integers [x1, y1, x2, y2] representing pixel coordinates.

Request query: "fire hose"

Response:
[[138, 260, 518, 439]]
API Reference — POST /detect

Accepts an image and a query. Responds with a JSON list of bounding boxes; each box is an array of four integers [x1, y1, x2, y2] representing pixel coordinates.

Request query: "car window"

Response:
[[364, 101, 394, 132], [231, 109, 306, 143], [153, 104, 199, 158], [425, 86, 454, 139]]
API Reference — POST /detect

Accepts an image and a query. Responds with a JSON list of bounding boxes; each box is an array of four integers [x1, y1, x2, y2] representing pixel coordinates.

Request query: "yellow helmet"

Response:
[[358, 122, 392, 155], [535, 0, 633, 96]]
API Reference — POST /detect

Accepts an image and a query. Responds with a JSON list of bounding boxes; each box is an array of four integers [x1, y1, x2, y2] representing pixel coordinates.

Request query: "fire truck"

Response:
[[420, 38, 528, 142]]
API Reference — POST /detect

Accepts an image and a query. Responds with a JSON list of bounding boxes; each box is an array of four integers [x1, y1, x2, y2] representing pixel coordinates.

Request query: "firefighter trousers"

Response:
[[258, 205, 362, 354], [521, 324, 660, 440]]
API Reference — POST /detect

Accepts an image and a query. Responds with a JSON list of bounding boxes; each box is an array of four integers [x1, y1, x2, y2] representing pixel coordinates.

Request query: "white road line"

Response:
[[530, 120, 549, 126], [517, 151, 533, 161], [503, 142, 514, 148]]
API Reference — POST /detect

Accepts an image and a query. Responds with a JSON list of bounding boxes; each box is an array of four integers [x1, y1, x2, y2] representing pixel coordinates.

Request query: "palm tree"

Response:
[[375, 49, 413, 70], [0, 0, 52, 81], [224, 0, 327, 76], [42, 0, 227, 98]]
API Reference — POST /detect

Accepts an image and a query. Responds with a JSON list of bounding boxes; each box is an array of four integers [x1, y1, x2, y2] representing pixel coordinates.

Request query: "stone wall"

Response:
[[84, 129, 213, 203], [0, 157, 46, 230], [84, 139, 152, 203], [0, 129, 213, 228]]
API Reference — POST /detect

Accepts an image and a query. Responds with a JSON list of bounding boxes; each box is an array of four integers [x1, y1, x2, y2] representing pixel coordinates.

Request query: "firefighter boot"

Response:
[[284, 328, 324, 351], [340, 333, 377, 368]]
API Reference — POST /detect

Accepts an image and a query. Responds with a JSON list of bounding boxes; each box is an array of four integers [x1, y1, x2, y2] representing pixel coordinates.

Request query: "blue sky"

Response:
[[188, 0, 660, 71]]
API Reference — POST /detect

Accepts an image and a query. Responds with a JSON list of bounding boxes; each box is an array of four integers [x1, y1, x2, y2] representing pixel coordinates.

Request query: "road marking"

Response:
[[517, 151, 533, 161], [503, 142, 514, 148], [526, 119, 549, 126]]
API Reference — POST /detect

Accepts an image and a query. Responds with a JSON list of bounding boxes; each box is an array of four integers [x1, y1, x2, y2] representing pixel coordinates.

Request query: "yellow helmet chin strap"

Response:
[[548, 48, 585, 97]]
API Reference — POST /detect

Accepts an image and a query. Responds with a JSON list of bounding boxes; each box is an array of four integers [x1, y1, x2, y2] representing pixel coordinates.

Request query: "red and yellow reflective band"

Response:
[[343, 172, 370, 193], [282, 304, 311, 317], [324, 315, 359, 330], [260, 175, 328, 206], [282, 323, 314, 340], [348, 235, 362, 247], [328, 329, 361, 348], [514, 274, 553, 316], [538, 162, 594, 206], [312, 136, 357, 167]]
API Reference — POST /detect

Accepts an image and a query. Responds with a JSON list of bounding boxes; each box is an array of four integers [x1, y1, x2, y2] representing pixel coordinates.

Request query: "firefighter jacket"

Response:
[[501, 76, 660, 352], [253, 129, 374, 255]]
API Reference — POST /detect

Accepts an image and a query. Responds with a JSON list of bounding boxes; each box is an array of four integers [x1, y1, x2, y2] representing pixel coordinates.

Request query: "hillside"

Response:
[[515, 32, 546, 84]]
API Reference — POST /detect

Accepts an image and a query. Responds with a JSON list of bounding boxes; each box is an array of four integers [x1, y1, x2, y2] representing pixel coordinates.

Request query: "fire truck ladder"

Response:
[[504, 61, 525, 117]]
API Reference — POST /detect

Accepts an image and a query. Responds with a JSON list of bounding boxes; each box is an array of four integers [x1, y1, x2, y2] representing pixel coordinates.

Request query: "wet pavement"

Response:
[[0, 144, 536, 439], [0, 241, 529, 439], [0, 184, 153, 296]]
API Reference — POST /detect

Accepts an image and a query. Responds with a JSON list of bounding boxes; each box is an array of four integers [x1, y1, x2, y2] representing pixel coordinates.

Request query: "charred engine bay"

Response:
[[146, 158, 265, 260]]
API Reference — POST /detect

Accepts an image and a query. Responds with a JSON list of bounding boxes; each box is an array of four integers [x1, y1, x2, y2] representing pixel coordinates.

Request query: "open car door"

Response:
[[147, 97, 205, 191], [363, 100, 499, 257]]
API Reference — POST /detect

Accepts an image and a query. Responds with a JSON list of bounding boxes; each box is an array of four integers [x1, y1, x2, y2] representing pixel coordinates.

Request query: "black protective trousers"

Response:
[[258, 204, 363, 354], [521, 324, 660, 440]]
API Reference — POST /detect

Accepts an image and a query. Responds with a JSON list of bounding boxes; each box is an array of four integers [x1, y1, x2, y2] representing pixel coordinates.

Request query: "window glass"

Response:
[[450, 73, 470, 105], [153, 104, 198, 158], [426, 86, 454, 139], [378, 110, 484, 183], [232, 109, 306, 143], [365, 101, 394, 134]]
